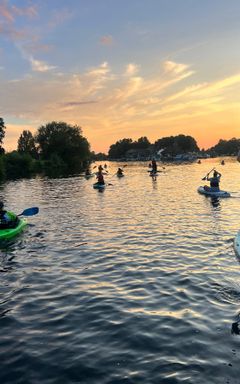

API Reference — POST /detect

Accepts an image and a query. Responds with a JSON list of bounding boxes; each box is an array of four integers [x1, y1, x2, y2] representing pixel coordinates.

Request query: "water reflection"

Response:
[[210, 196, 220, 208], [0, 158, 239, 383]]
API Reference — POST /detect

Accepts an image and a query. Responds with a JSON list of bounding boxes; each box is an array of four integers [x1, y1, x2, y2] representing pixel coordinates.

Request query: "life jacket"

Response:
[[97, 173, 104, 184], [210, 177, 219, 188], [0, 210, 7, 222], [0, 211, 18, 229]]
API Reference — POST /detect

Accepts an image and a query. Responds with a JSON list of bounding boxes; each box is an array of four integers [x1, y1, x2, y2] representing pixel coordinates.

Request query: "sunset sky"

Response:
[[1, 0, 240, 153]]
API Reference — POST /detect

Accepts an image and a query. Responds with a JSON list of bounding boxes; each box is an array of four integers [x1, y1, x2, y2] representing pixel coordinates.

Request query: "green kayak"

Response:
[[0, 212, 27, 240]]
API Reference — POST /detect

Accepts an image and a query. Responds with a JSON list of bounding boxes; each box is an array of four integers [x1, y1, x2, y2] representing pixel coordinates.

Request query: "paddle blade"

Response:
[[202, 167, 215, 180], [18, 207, 39, 216]]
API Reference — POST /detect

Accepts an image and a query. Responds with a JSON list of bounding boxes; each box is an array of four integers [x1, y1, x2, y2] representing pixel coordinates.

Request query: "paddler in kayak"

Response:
[[85, 168, 91, 176], [117, 167, 124, 176], [95, 169, 105, 186], [0, 202, 19, 229], [205, 170, 221, 192]]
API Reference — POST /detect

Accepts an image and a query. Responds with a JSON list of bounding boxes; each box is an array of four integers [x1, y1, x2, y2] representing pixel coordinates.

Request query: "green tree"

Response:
[[17, 130, 38, 158], [154, 134, 199, 155], [0, 117, 6, 154], [209, 138, 240, 155], [44, 153, 68, 178], [133, 136, 151, 149], [174, 134, 199, 153], [108, 138, 133, 159], [35, 121, 91, 173], [3, 151, 34, 179]]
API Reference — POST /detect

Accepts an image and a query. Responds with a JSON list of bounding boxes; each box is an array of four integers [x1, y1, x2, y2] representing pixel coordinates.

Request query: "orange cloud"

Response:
[[2, 60, 240, 153]]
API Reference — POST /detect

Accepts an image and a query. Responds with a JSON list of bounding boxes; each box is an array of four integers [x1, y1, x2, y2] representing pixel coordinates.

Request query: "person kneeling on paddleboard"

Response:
[[205, 170, 221, 192], [96, 170, 105, 186], [0, 202, 19, 229]]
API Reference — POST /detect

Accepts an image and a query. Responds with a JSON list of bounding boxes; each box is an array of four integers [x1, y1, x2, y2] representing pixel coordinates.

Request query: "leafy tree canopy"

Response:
[[35, 121, 90, 172], [0, 117, 6, 154], [154, 134, 199, 155], [108, 138, 133, 159], [132, 136, 151, 149], [17, 130, 38, 158], [209, 138, 240, 155]]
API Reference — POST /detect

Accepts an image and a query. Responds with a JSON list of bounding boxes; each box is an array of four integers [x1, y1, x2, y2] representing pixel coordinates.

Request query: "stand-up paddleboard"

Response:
[[234, 231, 240, 257], [93, 183, 105, 190], [197, 186, 230, 198]]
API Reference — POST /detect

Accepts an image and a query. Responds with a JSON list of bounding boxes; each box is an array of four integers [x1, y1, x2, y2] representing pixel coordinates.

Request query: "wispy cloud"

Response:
[[2, 59, 240, 152], [48, 8, 73, 29], [61, 101, 97, 107], [0, 0, 37, 23], [29, 56, 57, 72], [0, 24, 27, 39], [125, 63, 140, 76], [0, 1, 58, 72], [100, 35, 113, 45], [163, 60, 191, 75]]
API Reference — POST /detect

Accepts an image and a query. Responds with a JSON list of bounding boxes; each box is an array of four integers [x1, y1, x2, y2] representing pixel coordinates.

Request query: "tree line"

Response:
[[0, 116, 239, 179], [0, 119, 91, 179], [108, 135, 240, 159]]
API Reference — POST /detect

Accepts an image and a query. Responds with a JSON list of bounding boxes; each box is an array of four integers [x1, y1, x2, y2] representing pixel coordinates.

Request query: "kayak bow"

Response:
[[0, 214, 27, 240]]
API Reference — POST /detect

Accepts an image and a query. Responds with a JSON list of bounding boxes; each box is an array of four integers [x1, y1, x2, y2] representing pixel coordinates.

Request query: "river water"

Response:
[[0, 158, 240, 384]]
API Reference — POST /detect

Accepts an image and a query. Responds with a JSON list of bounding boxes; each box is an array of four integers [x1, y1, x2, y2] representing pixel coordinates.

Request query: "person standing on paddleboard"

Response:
[[206, 170, 221, 192], [151, 159, 157, 174]]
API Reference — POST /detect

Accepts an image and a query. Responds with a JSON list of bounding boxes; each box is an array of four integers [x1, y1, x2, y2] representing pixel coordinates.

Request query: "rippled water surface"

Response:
[[1, 158, 240, 384]]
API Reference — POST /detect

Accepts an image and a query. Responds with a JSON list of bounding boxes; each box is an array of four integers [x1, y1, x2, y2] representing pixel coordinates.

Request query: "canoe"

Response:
[[93, 183, 105, 190], [197, 186, 231, 198], [234, 231, 240, 257], [0, 215, 27, 240]]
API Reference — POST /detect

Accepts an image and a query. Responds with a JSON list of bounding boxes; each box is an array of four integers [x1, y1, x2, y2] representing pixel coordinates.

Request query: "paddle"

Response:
[[202, 168, 215, 181], [18, 207, 39, 216]]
